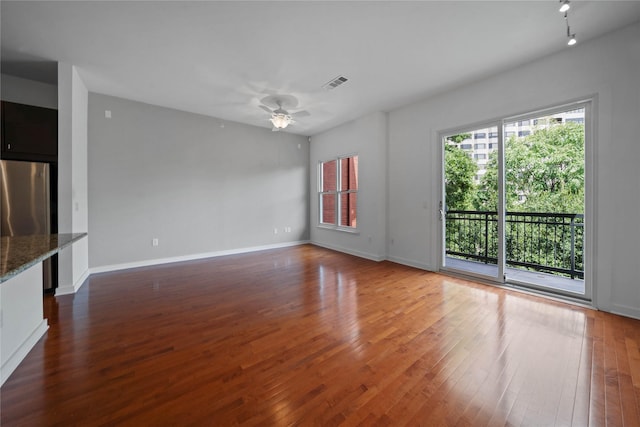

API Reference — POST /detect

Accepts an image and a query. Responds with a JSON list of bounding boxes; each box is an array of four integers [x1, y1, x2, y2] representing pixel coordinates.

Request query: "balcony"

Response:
[[445, 210, 584, 295]]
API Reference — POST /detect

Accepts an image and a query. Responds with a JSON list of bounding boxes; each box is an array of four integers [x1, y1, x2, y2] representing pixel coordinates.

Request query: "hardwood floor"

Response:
[[2, 244, 640, 426]]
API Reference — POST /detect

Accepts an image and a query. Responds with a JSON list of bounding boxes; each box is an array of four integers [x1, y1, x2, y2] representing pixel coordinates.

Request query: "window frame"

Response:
[[318, 154, 359, 232]]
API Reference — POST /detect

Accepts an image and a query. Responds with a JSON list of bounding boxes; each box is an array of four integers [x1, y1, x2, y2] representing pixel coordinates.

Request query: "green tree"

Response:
[[448, 133, 471, 144], [475, 122, 584, 213], [445, 134, 477, 210]]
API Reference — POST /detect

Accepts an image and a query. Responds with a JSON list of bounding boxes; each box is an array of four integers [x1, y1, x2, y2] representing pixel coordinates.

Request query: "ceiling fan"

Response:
[[259, 95, 310, 131]]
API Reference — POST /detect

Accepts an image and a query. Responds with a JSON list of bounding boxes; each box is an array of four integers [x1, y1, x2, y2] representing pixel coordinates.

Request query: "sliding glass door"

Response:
[[441, 101, 590, 300]]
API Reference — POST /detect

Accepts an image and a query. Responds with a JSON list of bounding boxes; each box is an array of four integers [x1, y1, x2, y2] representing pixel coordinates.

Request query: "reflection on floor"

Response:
[[445, 257, 585, 295]]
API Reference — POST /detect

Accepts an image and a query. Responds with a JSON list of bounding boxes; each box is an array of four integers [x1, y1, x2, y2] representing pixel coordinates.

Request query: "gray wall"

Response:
[[310, 112, 388, 261], [88, 93, 309, 269]]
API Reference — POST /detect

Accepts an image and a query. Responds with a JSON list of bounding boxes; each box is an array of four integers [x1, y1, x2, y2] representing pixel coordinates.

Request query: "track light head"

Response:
[[563, 10, 577, 47], [559, 0, 571, 13]]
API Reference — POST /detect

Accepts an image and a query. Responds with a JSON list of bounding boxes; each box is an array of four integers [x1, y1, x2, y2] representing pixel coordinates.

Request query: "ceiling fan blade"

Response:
[[259, 105, 273, 114], [291, 110, 310, 118], [261, 94, 299, 110]]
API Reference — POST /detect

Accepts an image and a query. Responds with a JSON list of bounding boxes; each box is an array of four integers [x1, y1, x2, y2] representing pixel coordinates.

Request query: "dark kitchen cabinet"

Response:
[[1, 101, 58, 162]]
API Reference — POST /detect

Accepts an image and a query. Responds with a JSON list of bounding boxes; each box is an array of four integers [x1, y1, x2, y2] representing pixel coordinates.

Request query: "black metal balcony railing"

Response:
[[446, 211, 584, 279]]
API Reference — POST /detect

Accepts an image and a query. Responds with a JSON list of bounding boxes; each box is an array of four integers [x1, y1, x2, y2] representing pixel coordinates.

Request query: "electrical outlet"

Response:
[[152, 238, 159, 247], [273, 228, 278, 235]]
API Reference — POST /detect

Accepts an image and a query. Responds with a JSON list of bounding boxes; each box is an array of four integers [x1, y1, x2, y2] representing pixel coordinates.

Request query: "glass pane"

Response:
[[339, 192, 357, 228], [340, 156, 358, 191], [504, 107, 585, 294], [320, 193, 336, 225], [443, 126, 499, 279], [321, 160, 337, 192]]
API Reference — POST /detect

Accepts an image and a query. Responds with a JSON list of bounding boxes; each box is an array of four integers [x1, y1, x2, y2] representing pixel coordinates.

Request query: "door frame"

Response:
[[436, 97, 595, 303]]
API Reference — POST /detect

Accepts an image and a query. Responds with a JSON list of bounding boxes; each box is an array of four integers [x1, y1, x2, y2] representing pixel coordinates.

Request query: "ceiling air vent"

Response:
[[322, 75, 349, 90]]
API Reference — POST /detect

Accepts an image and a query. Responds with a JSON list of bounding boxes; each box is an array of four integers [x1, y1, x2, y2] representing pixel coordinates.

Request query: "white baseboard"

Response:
[[386, 255, 434, 271], [90, 240, 310, 275], [311, 242, 386, 262], [609, 303, 640, 321], [55, 269, 90, 296], [1, 319, 48, 387], [310, 242, 435, 269]]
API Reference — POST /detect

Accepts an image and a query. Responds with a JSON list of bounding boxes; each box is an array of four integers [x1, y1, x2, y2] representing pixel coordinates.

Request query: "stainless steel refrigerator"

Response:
[[1, 159, 53, 290]]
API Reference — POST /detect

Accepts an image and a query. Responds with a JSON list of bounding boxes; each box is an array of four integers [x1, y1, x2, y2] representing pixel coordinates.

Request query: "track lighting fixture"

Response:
[[559, 0, 570, 13], [564, 11, 577, 46]]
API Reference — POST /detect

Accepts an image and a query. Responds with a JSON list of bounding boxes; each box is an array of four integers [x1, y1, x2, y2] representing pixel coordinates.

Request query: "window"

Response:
[[489, 143, 497, 149], [474, 143, 486, 150], [474, 132, 486, 139], [460, 143, 472, 150], [488, 132, 498, 139], [319, 155, 358, 229], [474, 153, 487, 160], [518, 130, 530, 137]]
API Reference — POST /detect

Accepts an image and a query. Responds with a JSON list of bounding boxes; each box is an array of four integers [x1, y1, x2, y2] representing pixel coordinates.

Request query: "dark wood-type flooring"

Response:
[[2, 245, 640, 426]]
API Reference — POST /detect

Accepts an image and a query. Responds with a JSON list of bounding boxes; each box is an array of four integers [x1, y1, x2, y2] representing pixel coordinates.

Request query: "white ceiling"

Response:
[[2, 1, 640, 135]]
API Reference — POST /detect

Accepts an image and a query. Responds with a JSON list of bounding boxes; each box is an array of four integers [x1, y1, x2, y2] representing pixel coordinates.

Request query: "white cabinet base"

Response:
[[1, 263, 49, 386]]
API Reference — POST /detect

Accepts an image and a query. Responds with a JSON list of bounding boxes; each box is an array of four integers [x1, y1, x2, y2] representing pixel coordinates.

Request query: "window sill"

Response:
[[317, 225, 360, 234]]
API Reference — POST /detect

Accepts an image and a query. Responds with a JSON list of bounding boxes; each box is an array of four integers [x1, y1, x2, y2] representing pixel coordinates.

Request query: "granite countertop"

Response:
[[0, 233, 87, 284]]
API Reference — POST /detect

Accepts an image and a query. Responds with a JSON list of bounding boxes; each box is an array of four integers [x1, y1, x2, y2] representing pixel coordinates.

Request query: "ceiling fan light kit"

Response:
[[260, 95, 310, 131], [270, 113, 293, 130]]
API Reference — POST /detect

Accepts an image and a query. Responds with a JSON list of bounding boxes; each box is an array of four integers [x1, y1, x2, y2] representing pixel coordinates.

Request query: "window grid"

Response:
[[319, 155, 358, 229]]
